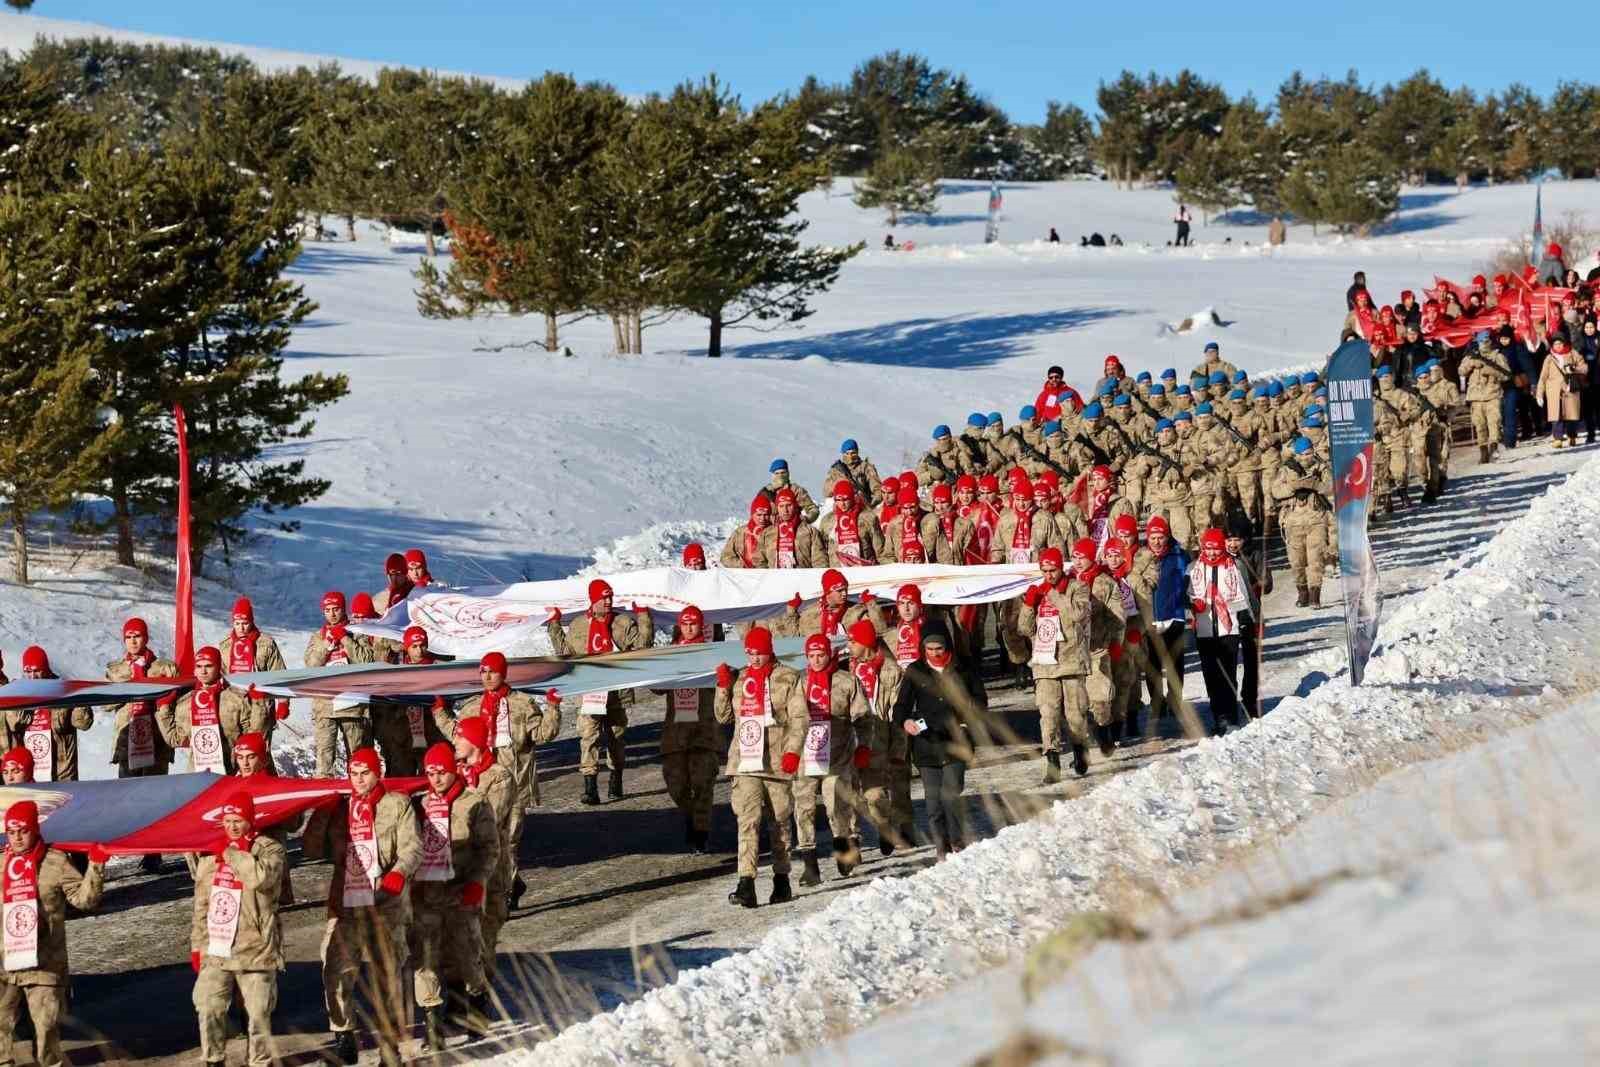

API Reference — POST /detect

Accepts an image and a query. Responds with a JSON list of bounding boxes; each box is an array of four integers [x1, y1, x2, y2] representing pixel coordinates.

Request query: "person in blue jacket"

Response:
[[1134, 513, 1191, 736]]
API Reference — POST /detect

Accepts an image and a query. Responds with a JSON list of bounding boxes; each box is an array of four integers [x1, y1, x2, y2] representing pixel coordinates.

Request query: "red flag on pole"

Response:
[[173, 404, 195, 676]]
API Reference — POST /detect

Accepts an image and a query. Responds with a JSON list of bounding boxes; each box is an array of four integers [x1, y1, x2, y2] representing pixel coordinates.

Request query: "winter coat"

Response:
[[1018, 579, 1092, 678], [1187, 558, 1251, 639], [1461, 345, 1512, 403], [190, 835, 288, 972], [771, 599, 886, 641], [819, 507, 885, 566], [468, 760, 518, 895], [757, 521, 826, 570], [890, 659, 987, 767], [104, 655, 180, 768], [1536, 348, 1586, 421], [0, 848, 103, 986], [304, 630, 375, 721], [436, 689, 558, 804], [1271, 455, 1332, 527], [712, 664, 807, 779], [650, 675, 721, 754], [546, 609, 654, 717], [794, 670, 871, 773], [1133, 545, 1191, 629], [821, 455, 884, 507], [848, 655, 907, 769], [916, 438, 971, 487], [0, 706, 92, 782], [158, 686, 262, 773], [302, 789, 424, 921], [216, 632, 287, 723], [988, 508, 1058, 563], [409, 786, 500, 912], [721, 523, 768, 568]]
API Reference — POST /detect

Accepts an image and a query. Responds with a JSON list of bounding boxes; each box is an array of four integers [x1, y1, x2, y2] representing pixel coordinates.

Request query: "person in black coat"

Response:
[[1345, 271, 1368, 310], [1391, 323, 1433, 383], [890, 627, 987, 860]]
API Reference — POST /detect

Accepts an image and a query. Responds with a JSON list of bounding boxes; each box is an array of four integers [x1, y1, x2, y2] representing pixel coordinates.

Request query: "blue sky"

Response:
[[12, 1, 1564, 124]]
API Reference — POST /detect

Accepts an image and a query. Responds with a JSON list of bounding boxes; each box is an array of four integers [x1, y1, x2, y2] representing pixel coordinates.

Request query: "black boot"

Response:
[[1042, 750, 1061, 784], [510, 873, 526, 910], [684, 813, 697, 850], [1071, 744, 1089, 777], [333, 1031, 358, 1066], [1295, 584, 1309, 607], [1397, 486, 1411, 507], [424, 1006, 447, 1051], [1095, 722, 1115, 757], [580, 774, 600, 806], [835, 836, 861, 878], [769, 872, 794, 904], [1309, 585, 1322, 608], [879, 832, 897, 858], [1479, 444, 1490, 463], [1121, 710, 1140, 742], [608, 767, 624, 801], [728, 876, 757, 908], [797, 851, 822, 887], [139, 853, 163, 874], [1014, 662, 1032, 689]]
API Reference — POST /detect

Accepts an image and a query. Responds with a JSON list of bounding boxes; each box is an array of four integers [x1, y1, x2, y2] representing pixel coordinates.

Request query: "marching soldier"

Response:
[[653, 606, 722, 853], [304, 592, 375, 777], [789, 634, 871, 884]]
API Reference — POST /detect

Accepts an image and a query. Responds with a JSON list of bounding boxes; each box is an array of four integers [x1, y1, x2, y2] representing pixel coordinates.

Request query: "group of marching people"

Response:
[[0, 289, 1491, 1064]]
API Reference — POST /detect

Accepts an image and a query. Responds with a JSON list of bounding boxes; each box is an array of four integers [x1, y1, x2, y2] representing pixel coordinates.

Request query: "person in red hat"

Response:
[[820, 480, 884, 567], [304, 591, 375, 777], [1188, 527, 1250, 736], [714, 626, 805, 908], [546, 578, 653, 805], [953, 473, 1001, 660], [922, 482, 973, 565], [1, 748, 31, 785], [232, 731, 295, 904], [773, 567, 887, 642], [884, 485, 930, 563], [759, 487, 824, 568], [215, 597, 290, 765], [681, 542, 707, 569], [104, 618, 181, 793], [410, 741, 499, 1050], [370, 626, 448, 778], [1131, 514, 1194, 732], [1019, 545, 1096, 781], [450, 715, 518, 976], [876, 476, 902, 529], [721, 495, 773, 569], [303, 747, 423, 1065], [1097, 534, 1147, 743], [433, 651, 555, 909], [159, 646, 258, 779], [372, 552, 413, 614], [403, 548, 435, 588], [788, 634, 870, 885], [2, 647, 91, 785], [0, 800, 108, 1067], [844, 618, 906, 854], [651, 605, 722, 853], [989, 478, 1057, 688], [189, 788, 287, 1067]]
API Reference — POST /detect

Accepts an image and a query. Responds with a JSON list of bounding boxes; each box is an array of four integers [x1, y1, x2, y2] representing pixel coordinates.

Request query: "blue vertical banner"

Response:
[[1531, 183, 1546, 277], [984, 179, 1002, 244], [1324, 340, 1381, 685]]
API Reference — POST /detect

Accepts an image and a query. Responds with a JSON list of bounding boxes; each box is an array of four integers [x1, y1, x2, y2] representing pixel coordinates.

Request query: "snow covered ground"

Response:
[[505, 447, 1600, 1067]]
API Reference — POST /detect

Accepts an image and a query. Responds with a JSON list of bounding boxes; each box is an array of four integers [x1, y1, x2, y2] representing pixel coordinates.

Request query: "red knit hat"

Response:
[[1472, 274, 1487, 287], [955, 474, 978, 493], [803, 633, 830, 656], [220, 790, 255, 825], [321, 590, 346, 612], [347, 747, 382, 777], [881, 476, 900, 495], [232, 732, 267, 761], [1038, 470, 1060, 489], [931, 484, 952, 504], [1199, 527, 1226, 552], [456, 715, 491, 754], [978, 474, 999, 493], [1114, 514, 1139, 538], [1146, 515, 1170, 537], [423, 742, 456, 774], [896, 583, 921, 604], [231, 598, 254, 623], [195, 646, 222, 667], [385, 552, 406, 574], [123, 617, 149, 639], [350, 592, 378, 620], [1071, 537, 1096, 559], [847, 619, 878, 649], [588, 578, 613, 604], [679, 605, 704, 626], [1011, 479, 1033, 499], [402, 626, 428, 648], [821, 569, 847, 595], [896, 486, 918, 507], [682, 543, 706, 566], [1090, 465, 1113, 483], [479, 651, 508, 674], [1040, 547, 1064, 568], [749, 494, 771, 517], [774, 487, 796, 506], [1104, 354, 1122, 371], [743, 626, 774, 656], [2, 748, 33, 779], [20, 646, 47, 673], [6, 800, 39, 833], [404, 548, 428, 568], [833, 480, 855, 499]]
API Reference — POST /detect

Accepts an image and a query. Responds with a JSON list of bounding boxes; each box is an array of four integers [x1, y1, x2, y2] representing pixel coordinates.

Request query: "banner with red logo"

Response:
[[1324, 339, 1381, 685]]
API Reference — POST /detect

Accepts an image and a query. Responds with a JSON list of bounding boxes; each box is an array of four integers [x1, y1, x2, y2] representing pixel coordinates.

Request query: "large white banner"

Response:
[[353, 563, 1041, 656]]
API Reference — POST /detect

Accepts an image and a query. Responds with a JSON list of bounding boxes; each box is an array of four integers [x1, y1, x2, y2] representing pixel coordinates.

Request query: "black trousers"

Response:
[[918, 761, 968, 850], [1584, 382, 1600, 441], [1195, 635, 1241, 732], [1238, 612, 1261, 718]]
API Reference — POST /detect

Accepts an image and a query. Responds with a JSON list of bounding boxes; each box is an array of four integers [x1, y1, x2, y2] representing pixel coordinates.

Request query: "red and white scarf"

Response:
[[742, 521, 764, 567], [23, 710, 53, 783], [3, 843, 46, 970], [228, 631, 259, 675], [775, 522, 798, 568], [898, 513, 925, 563], [124, 649, 158, 771], [459, 750, 494, 789], [670, 630, 705, 715], [189, 683, 227, 774], [416, 780, 463, 883], [321, 625, 349, 665], [833, 507, 865, 565], [481, 685, 513, 750], [853, 654, 883, 703], [800, 665, 834, 776], [894, 617, 922, 667], [342, 787, 385, 908], [735, 664, 774, 773], [206, 842, 252, 957]]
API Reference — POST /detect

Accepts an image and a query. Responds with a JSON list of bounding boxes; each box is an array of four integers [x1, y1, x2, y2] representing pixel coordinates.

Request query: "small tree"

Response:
[[853, 147, 940, 224]]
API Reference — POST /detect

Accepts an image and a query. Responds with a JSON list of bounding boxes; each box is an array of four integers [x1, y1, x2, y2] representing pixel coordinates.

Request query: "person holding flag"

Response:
[[189, 790, 287, 1067], [215, 599, 290, 764], [158, 646, 260, 776], [2, 648, 91, 784], [787, 633, 870, 885], [451, 716, 518, 980], [304, 591, 376, 777], [651, 605, 723, 853], [105, 619, 180, 788]]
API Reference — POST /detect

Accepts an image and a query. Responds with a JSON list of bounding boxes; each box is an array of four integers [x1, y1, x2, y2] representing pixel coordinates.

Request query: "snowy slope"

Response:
[[0, 12, 527, 88], [503, 448, 1600, 1066]]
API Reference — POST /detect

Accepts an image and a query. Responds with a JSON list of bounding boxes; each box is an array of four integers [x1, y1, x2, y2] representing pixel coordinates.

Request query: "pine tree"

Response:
[[1173, 137, 1236, 222], [415, 73, 622, 351], [306, 69, 380, 240], [651, 79, 862, 358], [853, 147, 940, 224]]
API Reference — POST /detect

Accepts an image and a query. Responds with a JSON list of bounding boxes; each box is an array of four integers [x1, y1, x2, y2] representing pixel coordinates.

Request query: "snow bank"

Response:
[[507, 451, 1600, 1067]]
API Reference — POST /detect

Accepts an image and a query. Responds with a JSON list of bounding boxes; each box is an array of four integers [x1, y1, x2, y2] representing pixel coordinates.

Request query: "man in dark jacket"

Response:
[[890, 628, 986, 861], [1225, 513, 1270, 720], [1345, 271, 1368, 310], [1392, 323, 1433, 383], [1493, 326, 1532, 449]]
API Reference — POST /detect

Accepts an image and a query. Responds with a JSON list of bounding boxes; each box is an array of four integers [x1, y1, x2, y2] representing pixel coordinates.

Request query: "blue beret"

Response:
[[1374, 365, 1392, 378], [1301, 372, 1319, 384], [1156, 418, 1174, 432], [1249, 386, 1267, 399], [1175, 385, 1192, 396], [1267, 381, 1283, 397], [1043, 419, 1062, 435], [1228, 388, 1246, 400], [1291, 436, 1313, 453], [1113, 393, 1131, 406], [1233, 370, 1248, 382], [1082, 402, 1103, 418], [1208, 371, 1227, 384], [1019, 405, 1036, 420], [1302, 414, 1325, 428], [931, 424, 951, 439], [967, 412, 987, 428], [1098, 380, 1117, 396], [1160, 368, 1177, 380], [1204, 341, 1220, 353], [1149, 383, 1166, 396], [987, 411, 1002, 423], [839, 438, 858, 454], [1195, 402, 1214, 415], [1136, 371, 1152, 383], [769, 458, 788, 472], [1173, 411, 1194, 422]]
